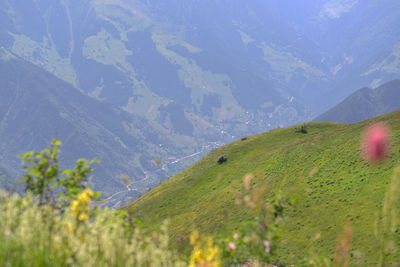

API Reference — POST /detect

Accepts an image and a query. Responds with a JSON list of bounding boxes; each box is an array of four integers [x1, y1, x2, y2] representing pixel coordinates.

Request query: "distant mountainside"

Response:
[[124, 110, 400, 265], [1, 0, 400, 131], [314, 79, 400, 123], [1, 0, 400, 201], [0, 47, 214, 206]]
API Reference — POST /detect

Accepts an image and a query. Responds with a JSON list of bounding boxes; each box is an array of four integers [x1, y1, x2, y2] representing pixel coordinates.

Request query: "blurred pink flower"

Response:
[[233, 233, 239, 239], [263, 240, 270, 254], [175, 235, 184, 243], [228, 242, 236, 250], [362, 123, 390, 164]]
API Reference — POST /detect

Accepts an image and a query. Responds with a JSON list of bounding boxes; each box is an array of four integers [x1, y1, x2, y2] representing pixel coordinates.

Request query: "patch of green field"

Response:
[[10, 33, 77, 86], [82, 28, 132, 68], [91, 0, 152, 38], [259, 42, 327, 82], [0, 47, 17, 61], [364, 42, 400, 76], [124, 111, 400, 265], [151, 31, 245, 122]]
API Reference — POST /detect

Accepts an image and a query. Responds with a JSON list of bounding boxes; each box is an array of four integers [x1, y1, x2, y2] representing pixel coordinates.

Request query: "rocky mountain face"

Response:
[[314, 79, 400, 123], [0, 0, 399, 202]]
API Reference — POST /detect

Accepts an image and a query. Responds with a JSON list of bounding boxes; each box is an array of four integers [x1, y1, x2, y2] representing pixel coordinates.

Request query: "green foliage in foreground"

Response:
[[0, 139, 291, 266], [19, 139, 101, 208], [0, 192, 183, 267], [1, 140, 185, 266], [0, 180, 291, 266], [125, 111, 400, 265]]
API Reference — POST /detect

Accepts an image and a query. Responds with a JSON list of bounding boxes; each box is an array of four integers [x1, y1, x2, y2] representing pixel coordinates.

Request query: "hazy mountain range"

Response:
[[0, 47, 217, 205], [314, 79, 400, 123], [1, 0, 399, 201]]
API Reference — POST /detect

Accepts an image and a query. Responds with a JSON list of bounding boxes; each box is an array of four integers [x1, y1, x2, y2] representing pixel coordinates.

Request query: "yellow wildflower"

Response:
[[189, 231, 220, 267], [191, 248, 202, 263], [206, 246, 219, 262], [190, 230, 199, 245], [70, 188, 94, 222], [78, 213, 89, 221], [71, 200, 79, 214], [77, 189, 93, 205], [66, 222, 74, 234]]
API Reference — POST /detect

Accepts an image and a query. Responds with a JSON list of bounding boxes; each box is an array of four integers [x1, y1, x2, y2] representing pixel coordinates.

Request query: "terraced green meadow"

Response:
[[125, 111, 400, 265]]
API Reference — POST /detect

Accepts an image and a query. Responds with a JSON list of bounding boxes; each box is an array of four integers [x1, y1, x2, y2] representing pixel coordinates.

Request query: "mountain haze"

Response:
[[0, 47, 211, 205], [1, 0, 400, 199], [2, 0, 400, 128], [1, 1, 400, 264], [314, 79, 400, 123]]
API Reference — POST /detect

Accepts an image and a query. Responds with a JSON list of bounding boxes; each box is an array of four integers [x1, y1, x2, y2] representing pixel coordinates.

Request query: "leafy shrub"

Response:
[[295, 124, 308, 134], [217, 155, 227, 164], [19, 139, 101, 208]]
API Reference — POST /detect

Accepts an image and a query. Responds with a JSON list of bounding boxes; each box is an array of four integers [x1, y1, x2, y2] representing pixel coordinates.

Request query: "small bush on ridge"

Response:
[[217, 155, 227, 164]]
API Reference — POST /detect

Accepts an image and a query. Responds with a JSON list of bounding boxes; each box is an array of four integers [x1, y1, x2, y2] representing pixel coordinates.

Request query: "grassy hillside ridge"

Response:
[[125, 111, 400, 265], [314, 79, 400, 123]]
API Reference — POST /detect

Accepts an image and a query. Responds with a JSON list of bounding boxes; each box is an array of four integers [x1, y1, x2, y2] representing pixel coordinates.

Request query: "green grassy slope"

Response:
[[124, 111, 400, 265]]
